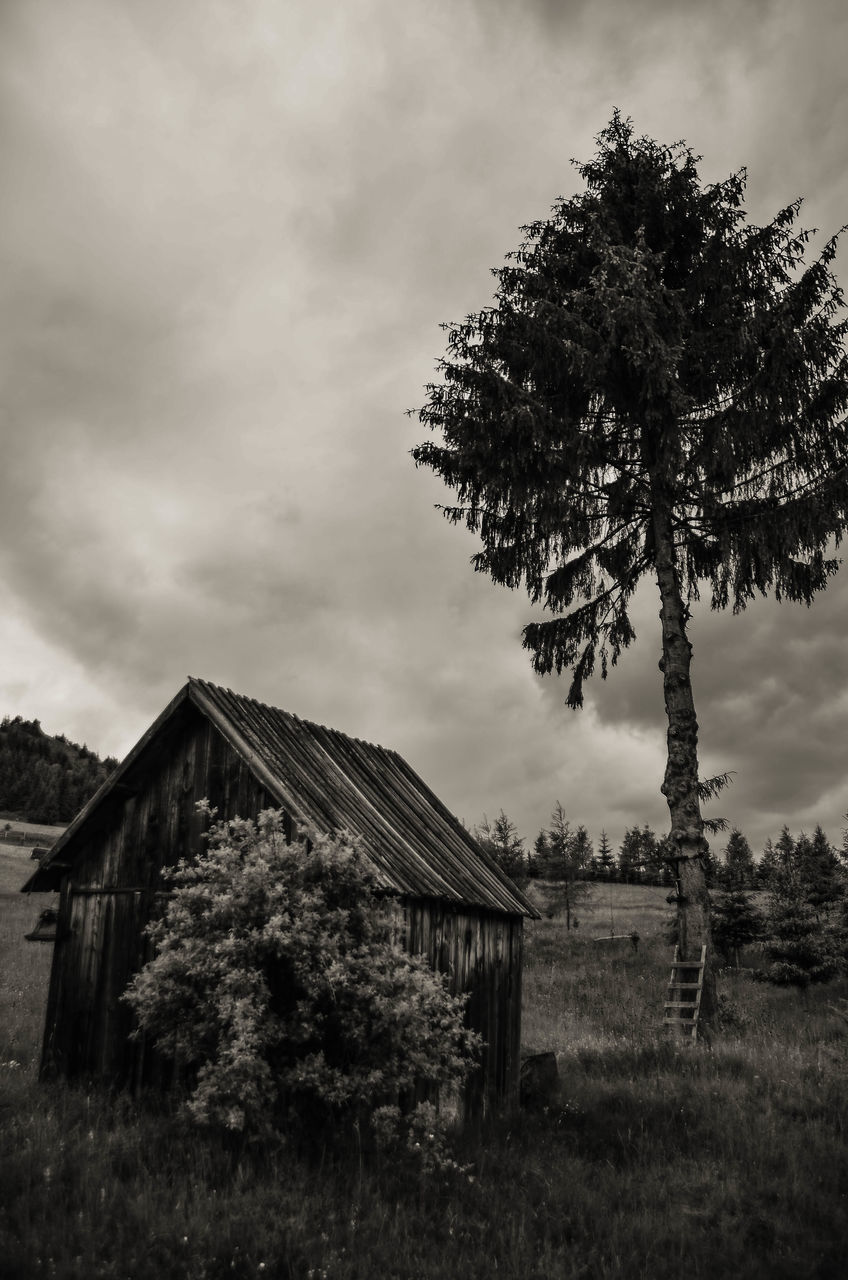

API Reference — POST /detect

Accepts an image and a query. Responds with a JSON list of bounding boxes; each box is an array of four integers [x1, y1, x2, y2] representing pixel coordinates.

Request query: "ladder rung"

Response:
[[665, 946, 705, 1042]]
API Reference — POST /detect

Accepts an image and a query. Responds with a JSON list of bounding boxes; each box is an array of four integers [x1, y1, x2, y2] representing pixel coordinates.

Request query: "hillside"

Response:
[[0, 715, 118, 826]]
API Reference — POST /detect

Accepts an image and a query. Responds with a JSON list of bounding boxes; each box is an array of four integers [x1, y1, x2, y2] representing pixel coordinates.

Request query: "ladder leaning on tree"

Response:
[[664, 945, 707, 1041]]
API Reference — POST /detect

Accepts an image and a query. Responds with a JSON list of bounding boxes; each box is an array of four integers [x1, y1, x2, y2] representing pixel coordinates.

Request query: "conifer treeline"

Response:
[[476, 807, 848, 983], [475, 808, 676, 888], [475, 808, 847, 893], [0, 715, 118, 826]]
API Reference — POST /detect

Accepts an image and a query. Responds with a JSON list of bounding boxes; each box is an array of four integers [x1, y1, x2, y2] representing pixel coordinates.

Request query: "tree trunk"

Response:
[[651, 497, 716, 1025]]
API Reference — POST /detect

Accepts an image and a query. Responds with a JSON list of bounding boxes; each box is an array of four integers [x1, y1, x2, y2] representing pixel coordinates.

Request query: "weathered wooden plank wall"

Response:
[[405, 899, 523, 1116], [42, 708, 274, 1081], [40, 702, 525, 1119]]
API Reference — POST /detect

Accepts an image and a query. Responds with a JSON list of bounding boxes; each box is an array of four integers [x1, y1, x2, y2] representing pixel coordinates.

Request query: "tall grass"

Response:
[[1, 851, 54, 1072], [2, 859, 847, 1279]]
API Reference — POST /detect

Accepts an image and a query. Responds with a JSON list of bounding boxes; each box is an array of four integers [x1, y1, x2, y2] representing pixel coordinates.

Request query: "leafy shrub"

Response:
[[124, 806, 481, 1153], [371, 1099, 472, 1176], [714, 994, 752, 1032]]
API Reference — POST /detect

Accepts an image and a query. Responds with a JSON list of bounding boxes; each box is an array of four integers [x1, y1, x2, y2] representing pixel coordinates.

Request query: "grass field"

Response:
[[2, 853, 847, 1279], [1, 821, 66, 851]]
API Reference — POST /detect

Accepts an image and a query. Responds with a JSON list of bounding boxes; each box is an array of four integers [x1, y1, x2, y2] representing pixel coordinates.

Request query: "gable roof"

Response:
[[24, 678, 538, 917]]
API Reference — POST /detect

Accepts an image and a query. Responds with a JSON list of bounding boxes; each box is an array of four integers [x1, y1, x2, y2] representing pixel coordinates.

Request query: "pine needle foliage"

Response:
[[761, 897, 838, 987], [473, 810, 528, 884], [413, 112, 848, 1004], [711, 888, 762, 968], [413, 112, 848, 710]]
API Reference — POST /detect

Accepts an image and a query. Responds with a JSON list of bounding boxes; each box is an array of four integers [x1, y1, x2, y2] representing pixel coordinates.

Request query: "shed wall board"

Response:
[[42, 710, 275, 1079], [404, 899, 523, 1114], [38, 696, 526, 1114]]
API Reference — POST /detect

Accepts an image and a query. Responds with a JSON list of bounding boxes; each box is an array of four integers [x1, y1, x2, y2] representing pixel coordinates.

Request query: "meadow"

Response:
[[2, 847, 847, 1280]]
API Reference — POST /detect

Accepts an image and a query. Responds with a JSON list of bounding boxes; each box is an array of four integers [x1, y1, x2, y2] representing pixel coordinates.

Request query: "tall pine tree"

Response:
[[596, 829, 615, 880], [721, 829, 756, 890], [799, 825, 841, 917], [474, 810, 527, 884], [712, 830, 761, 966], [617, 826, 647, 884], [542, 802, 592, 929], [414, 114, 848, 1023], [570, 824, 594, 875], [758, 837, 779, 887]]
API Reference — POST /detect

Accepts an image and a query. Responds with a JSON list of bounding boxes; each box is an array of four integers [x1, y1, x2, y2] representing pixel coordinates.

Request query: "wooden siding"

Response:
[[403, 899, 523, 1116], [42, 885, 150, 1080], [63, 712, 274, 892], [41, 708, 275, 1080], [34, 684, 529, 1116]]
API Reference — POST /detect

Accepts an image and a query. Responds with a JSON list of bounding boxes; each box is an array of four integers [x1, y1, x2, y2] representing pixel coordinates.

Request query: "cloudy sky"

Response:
[[2, 0, 848, 856]]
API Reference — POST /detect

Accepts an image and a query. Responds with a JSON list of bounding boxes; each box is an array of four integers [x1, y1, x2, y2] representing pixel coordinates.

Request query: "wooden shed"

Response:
[[23, 678, 538, 1115]]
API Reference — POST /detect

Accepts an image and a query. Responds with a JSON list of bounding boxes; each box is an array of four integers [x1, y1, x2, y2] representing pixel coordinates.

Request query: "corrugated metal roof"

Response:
[[25, 679, 538, 917]]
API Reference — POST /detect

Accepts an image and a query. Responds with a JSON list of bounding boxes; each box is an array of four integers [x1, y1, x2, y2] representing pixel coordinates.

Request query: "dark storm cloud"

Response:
[[1, 0, 847, 856]]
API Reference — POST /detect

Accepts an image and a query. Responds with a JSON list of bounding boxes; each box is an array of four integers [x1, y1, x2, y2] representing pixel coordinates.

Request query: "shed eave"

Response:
[[20, 683, 194, 893]]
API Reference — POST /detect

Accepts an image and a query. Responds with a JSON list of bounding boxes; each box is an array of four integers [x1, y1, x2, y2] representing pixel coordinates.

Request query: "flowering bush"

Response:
[[124, 806, 480, 1147], [371, 1100, 472, 1176]]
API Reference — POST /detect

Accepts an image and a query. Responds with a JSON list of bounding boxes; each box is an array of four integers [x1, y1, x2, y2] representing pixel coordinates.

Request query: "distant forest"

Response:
[[0, 715, 118, 826]]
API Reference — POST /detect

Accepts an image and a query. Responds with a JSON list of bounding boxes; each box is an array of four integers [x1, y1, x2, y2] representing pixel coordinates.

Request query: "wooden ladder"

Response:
[[664, 945, 706, 1042]]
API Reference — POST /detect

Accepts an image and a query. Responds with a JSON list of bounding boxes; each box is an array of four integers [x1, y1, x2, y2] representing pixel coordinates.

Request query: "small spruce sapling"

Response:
[[760, 843, 838, 986]]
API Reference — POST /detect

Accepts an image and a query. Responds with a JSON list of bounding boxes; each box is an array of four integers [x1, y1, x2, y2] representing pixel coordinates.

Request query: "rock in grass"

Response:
[[520, 1052, 559, 1109]]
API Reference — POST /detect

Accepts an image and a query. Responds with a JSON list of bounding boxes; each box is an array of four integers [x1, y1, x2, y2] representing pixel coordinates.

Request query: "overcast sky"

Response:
[[2, 0, 848, 856]]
